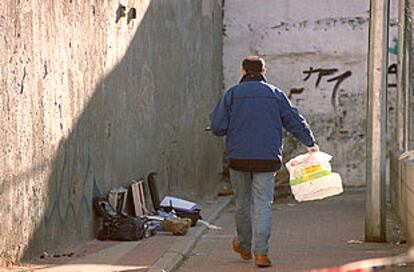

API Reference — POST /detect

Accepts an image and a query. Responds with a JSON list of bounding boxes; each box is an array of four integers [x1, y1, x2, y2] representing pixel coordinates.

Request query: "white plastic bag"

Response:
[[286, 151, 343, 202]]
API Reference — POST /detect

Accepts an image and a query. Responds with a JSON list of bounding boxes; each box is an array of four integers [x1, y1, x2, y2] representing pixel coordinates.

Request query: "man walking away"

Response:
[[210, 56, 319, 268]]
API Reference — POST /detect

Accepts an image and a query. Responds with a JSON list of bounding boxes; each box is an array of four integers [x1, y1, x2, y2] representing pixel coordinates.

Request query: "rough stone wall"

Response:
[[223, 0, 398, 186], [0, 0, 223, 265]]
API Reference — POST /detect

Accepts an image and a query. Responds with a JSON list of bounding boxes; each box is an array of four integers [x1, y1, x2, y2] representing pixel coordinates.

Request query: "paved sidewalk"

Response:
[[177, 188, 409, 272], [3, 196, 231, 272]]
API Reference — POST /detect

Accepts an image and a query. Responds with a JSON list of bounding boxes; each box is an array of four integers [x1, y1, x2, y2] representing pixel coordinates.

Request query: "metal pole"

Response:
[[397, 0, 407, 152], [407, 21, 414, 150], [365, 0, 389, 242], [404, 35, 410, 151]]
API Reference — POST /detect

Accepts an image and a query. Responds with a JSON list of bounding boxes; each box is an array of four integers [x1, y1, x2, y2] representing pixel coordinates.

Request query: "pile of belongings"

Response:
[[146, 196, 202, 235], [93, 173, 203, 240], [93, 196, 155, 241]]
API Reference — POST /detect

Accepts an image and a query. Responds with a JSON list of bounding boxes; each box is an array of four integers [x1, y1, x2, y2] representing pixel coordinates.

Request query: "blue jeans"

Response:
[[230, 169, 275, 255]]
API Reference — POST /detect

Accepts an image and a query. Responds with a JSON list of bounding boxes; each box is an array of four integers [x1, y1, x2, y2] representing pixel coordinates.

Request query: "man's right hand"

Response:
[[307, 144, 319, 153]]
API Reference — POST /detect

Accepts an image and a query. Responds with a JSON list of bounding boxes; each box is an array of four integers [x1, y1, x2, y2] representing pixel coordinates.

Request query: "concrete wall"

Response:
[[0, 0, 223, 265], [390, 152, 414, 245], [223, 0, 398, 186]]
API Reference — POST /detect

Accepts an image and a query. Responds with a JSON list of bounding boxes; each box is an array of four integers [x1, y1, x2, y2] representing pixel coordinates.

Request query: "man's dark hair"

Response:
[[242, 56, 265, 73]]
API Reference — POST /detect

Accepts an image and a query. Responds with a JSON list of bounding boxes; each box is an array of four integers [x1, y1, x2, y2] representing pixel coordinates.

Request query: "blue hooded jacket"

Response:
[[210, 73, 315, 165]]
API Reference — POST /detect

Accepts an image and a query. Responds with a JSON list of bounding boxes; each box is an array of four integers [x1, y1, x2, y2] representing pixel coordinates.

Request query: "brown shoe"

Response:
[[231, 237, 252, 260], [255, 255, 272, 268]]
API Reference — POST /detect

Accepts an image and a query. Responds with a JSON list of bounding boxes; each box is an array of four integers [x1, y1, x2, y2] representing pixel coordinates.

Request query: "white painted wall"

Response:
[[223, 0, 398, 185]]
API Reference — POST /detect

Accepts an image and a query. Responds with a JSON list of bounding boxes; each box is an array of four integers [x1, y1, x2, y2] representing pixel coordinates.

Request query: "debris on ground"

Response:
[[198, 219, 222, 230], [108, 186, 128, 213], [91, 174, 207, 242], [39, 251, 76, 260], [347, 239, 364, 244], [160, 196, 202, 226], [160, 217, 192, 235], [131, 179, 147, 216], [396, 239, 407, 245], [217, 187, 234, 196], [160, 196, 201, 211], [39, 251, 49, 259], [175, 209, 201, 226], [94, 196, 149, 241]]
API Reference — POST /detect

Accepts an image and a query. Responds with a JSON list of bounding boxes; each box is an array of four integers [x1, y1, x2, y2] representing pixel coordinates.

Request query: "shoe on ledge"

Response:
[[255, 255, 272, 268], [231, 237, 252, 260]]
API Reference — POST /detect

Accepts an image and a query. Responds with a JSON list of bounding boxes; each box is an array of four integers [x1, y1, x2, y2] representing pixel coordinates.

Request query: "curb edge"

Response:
[[148, 196, 232, 272]]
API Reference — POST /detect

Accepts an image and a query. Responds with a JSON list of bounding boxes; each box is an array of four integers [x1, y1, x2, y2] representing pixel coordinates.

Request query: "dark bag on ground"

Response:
[[94, 196, 146, 241]]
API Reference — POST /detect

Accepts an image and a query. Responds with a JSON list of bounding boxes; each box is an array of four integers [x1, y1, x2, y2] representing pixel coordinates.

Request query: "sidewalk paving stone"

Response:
[[3, 196, 231, 272], [3, 189, 412, 272], [177, 188, 410, 272]]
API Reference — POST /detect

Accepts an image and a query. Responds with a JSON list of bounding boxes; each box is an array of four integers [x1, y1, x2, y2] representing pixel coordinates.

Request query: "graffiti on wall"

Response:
[[45, 141, 100, 229], [301, 67, 352, 113], [388, 36, 398, 90], [389, 37, 398, 55], [268, 16, 398, 33], [388, 63, 397, 89], [285, 61, 398, 133], [289, 63, 397, 108]]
